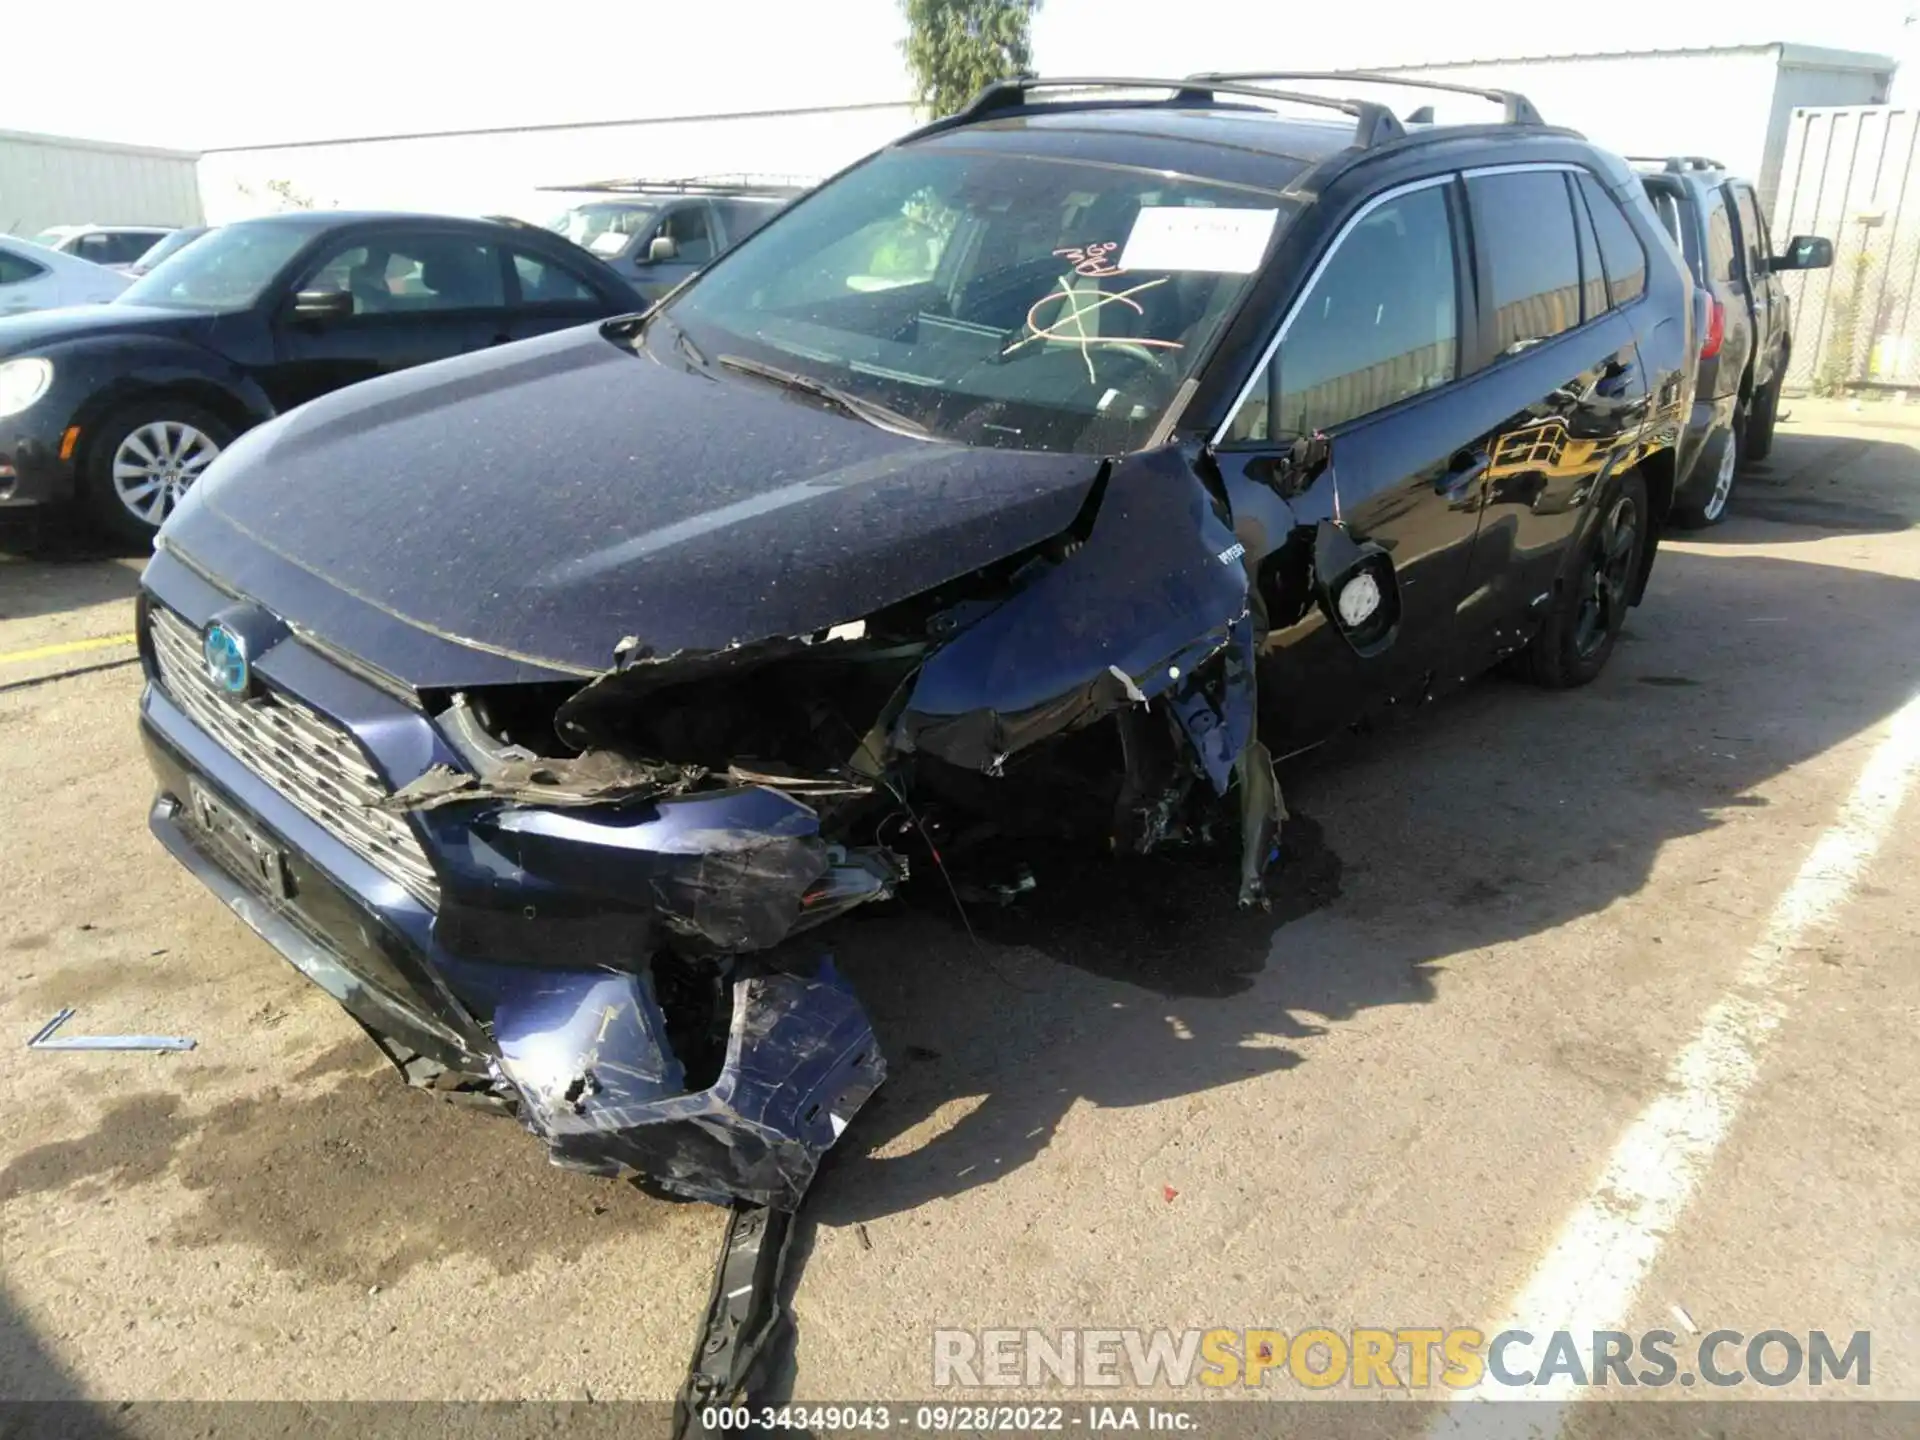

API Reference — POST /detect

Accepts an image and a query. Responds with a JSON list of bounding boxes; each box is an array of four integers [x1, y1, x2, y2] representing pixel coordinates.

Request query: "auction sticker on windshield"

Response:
[[1118, 207, 1278, 273]]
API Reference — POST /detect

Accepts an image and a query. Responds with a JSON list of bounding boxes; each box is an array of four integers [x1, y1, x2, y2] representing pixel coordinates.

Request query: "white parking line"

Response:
[[1434, 686, 1920, 1432]]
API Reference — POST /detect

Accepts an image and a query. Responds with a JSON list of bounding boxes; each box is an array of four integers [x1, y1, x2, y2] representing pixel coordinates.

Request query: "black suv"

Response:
[[137, 75, 1695, 1208], [1637, 157, 1832, 526], [545, 176, 807, 302]]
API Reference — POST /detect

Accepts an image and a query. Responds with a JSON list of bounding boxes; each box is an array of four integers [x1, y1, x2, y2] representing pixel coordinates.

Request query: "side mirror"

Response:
[[289, 288, 354, 321], [1772, 235, 1833, 272], [646, 234, 678, 264]]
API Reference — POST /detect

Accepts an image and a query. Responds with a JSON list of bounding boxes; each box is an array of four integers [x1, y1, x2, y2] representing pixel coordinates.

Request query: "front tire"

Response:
[[1524, 470, 1648, 689], [80, 400, 232, 549]]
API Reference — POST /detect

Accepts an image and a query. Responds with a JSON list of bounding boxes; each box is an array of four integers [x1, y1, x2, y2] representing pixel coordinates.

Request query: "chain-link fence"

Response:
[[1774, 104, 1920, 394]]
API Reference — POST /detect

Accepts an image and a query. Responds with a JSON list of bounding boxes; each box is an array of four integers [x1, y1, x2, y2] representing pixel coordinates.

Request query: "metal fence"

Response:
[[1772, 105, 1920, 393]]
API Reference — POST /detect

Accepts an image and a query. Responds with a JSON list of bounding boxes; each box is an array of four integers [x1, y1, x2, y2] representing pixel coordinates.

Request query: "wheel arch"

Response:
[[1626, 448, 1672, 605], [74, 378, 267, 480]]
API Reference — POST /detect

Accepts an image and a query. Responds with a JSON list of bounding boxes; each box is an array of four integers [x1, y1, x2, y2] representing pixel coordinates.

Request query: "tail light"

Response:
[[1701, 296, 1726, 358]]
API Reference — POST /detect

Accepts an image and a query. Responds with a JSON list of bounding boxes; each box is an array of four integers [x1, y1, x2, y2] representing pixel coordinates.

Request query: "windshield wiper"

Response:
[[716, 354, 930, 438]]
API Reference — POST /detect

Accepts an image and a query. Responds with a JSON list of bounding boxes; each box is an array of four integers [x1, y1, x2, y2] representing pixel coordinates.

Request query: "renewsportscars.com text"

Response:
[[932, 1327, 1871, 1390]]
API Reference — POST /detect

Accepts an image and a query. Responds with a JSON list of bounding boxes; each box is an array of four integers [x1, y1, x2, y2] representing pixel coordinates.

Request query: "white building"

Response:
[[1372, 43, 1895, 210], [195, 101, 921, 226], [0, 128, 202, 237]]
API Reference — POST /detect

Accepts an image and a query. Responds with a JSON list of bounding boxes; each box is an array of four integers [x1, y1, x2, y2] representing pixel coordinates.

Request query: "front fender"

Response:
[[49, 334, 274, 441], [895, 445, 1249, 770]]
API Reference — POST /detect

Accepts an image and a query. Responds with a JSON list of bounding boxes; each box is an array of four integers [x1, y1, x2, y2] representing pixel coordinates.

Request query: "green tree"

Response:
[[899, 0, 1041, 118]]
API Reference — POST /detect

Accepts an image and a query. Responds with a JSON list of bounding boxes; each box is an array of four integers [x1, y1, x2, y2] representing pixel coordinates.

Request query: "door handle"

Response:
[[1437, 449, 1489, 498]]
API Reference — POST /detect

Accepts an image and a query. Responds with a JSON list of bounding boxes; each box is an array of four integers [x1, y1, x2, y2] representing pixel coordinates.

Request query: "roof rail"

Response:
[[1189, 71, 1545, 127], [539, 173, 815, 197], [949, 75, 1405, 150], [1625, 155, 1727, 174]]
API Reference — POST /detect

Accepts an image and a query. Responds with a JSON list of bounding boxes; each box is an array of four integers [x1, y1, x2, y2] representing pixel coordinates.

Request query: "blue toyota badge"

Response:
[[203, 622, 249, 696]]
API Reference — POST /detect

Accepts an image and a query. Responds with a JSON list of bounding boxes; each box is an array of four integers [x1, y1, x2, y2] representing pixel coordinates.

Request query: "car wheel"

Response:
[[81, 401, 232, 548], [1524, 469, 1648, 689], [1670, 418, 1739, 529], [1744, 376, 1780, 464]]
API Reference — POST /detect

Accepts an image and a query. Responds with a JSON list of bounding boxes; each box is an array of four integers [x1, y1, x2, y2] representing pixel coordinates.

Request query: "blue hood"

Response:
[[161, 322, 1103, 684]]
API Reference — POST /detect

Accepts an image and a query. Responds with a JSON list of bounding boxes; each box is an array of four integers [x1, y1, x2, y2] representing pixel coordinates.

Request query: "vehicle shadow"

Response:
[[805, 543, 1920, 1228], [1687, 427, 1919, 539], [0, 1273, 120, 1430]]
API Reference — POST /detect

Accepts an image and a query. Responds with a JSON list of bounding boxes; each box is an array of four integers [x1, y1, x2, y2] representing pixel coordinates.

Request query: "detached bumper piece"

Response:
[[492, 960, 885, 1210], [675, 1203, 798, 1439]]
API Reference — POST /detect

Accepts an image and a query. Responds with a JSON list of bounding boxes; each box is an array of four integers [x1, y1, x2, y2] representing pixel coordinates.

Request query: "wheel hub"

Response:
[[111, 420, 222, 527]]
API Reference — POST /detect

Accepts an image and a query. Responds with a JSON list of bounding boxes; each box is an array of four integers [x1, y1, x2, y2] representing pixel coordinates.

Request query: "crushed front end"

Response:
[[138, 431, 1280, 1210], [136, 553, 899, 1209]]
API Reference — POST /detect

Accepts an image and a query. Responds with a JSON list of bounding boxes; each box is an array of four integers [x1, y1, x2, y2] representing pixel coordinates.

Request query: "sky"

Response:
[[3, 0, 1915, 152]]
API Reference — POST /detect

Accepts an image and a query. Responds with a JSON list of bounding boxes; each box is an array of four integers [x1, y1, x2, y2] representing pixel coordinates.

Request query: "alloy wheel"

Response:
[[1701, 425, 1739, 523], [111, 420, 222, 526], [1573, 494, 1640, 660]]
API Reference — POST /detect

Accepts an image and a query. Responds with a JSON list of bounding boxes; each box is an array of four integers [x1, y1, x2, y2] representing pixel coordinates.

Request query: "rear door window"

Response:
[[1569, 175, 1608, 321], [1468, 170, 1583, 353], [510, 250, 601, 306], [661, 203, 716, 264], [1581, 173, 1648, 306]]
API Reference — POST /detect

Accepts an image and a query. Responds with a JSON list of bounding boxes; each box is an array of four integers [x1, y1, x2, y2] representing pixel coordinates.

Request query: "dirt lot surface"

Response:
[[2, 399, 1917, 1415]]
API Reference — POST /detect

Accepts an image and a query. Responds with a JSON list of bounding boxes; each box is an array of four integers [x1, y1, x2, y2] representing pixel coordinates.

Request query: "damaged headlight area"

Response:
[[367, 453, 1281, 1209]]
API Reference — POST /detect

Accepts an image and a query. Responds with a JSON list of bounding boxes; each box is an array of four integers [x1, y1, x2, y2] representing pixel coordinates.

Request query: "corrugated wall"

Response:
[[0, 132, 202, 235], [1771, 106, 1920, 392]]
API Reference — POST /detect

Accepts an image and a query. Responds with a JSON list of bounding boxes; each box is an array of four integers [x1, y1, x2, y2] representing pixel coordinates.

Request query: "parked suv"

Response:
[[545, 176, 807, 302], [137, 75, 1694, 1209], [1636, 157, 1832, 526]]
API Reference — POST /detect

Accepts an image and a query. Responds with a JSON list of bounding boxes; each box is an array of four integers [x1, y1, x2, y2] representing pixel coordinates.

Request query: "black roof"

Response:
[[227, 209, 516, 231], [898, 74, 1571, 197]]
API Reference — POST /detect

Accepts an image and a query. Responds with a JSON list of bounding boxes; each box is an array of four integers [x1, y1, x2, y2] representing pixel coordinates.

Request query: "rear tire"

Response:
[[1670, 415, 1740, 529], [1744, 376, 1780, 463], [80, 400, 233, 550], [1524, 470, 1648, 689]]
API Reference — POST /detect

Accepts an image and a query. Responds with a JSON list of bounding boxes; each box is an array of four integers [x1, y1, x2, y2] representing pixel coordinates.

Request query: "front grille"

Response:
[[149, 606, 440, 907]]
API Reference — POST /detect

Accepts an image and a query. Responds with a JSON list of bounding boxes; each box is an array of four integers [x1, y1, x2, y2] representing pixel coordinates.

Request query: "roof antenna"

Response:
[[1405, 104, 1434, 124]]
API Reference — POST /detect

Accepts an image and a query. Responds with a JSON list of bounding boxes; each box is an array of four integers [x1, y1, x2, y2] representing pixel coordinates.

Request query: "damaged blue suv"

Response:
[[137, 75, 1693, 1209]]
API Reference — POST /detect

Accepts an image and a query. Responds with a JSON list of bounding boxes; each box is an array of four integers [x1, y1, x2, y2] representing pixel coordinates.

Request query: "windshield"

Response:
[[549, 202, 658, 257], [32, 229, 74, 249], [660, 145, 1295, 453], [119, 223, 311, 310]]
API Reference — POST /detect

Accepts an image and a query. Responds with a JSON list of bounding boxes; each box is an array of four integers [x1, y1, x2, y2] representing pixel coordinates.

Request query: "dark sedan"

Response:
[[0, 211, 642, 544]]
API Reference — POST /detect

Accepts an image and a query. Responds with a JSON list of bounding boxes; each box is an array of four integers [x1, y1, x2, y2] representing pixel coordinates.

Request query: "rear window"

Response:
[[1468, 170, 1583, 353]]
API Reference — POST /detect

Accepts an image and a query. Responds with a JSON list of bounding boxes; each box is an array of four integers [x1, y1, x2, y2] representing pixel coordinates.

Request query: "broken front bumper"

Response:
[[140, 667, 887, 1210]]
